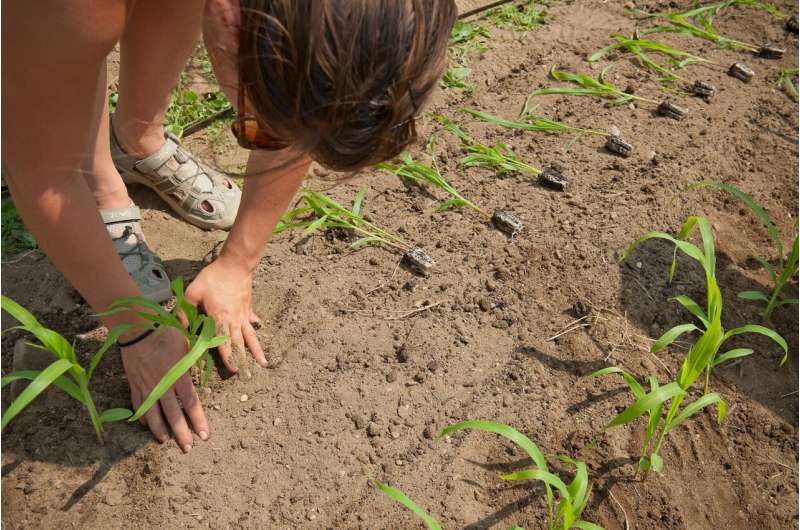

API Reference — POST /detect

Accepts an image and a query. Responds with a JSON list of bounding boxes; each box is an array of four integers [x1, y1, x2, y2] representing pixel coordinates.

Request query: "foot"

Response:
[[110, 115, 241, 230]]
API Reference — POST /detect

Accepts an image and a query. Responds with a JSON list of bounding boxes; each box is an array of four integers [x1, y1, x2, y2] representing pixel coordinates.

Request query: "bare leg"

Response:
[[84, 59, 132, 210], [112, 0, 206, 159]]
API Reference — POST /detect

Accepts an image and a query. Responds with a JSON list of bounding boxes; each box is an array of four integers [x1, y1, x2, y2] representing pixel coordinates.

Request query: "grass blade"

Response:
[[373, 481, 442, 530], [2, 358, 74, 429]]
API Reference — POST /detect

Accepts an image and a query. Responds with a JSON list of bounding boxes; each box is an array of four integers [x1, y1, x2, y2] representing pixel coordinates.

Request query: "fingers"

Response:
[[131, 388, 147, 427], [176, 310, 189, 329], [231, 327, 246, 366], [249, 312, 263, 330], [243, 322, 267, 368], [174, 374, 210, 441], [143, 396, 170, 444], [159, 390, 194, 453], [216, 322, 238, 373]]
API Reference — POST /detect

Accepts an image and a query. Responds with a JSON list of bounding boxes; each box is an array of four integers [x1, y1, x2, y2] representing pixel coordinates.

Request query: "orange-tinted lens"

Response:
[[231, 117, 290, 151]]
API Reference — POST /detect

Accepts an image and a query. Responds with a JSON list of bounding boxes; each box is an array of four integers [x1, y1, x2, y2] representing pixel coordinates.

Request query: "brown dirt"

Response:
[[2, 1, 798, 529]]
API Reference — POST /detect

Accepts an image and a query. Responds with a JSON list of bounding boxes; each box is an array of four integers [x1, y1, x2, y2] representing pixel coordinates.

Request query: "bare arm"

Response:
[[184, 148, 310, 370]]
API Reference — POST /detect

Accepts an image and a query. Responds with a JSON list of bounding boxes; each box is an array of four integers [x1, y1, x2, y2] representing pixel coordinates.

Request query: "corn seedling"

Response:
[[374, 480, 528, 530], [437, 421, 603, 530], [276, 188, 413, 253], [624, 216, 788, 389], [636, 1, 787, 54], [589, 33, 711, 84], [442, 20, 489, 92], [428, 112, 541, 177], [777, 68, 799, 101], [462, 107, 607, 139], [486, 0, 546, 31], [695, 182, 799, 321], [378, 152, 489, 217], [1, 278, 227, 443], [530, 66, 659, 106]]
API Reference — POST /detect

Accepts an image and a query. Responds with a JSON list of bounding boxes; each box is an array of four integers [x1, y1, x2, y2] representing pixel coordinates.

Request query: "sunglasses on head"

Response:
[[231, 81, 290, 151]]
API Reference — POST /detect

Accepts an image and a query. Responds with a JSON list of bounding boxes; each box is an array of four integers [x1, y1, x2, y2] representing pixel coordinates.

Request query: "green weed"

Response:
[[275, 188, 412, 252], [695, 182, 798, 321], [441, 20, 490, 92], [530, 66, 659, 105], [486, 1, 546, 31], [589, 33, 710, 83], [1, 277, 227, 443], [777, 68, 799, 100], [1, 198, 37, 256]]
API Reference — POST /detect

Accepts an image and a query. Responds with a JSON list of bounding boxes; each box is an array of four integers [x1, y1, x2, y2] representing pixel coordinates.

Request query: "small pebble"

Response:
[[367, 422, 381, 437], [240, 394, 249, 402]]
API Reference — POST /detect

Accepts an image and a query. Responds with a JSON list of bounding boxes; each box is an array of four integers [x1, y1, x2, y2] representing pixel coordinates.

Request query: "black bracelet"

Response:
[[118, 324, 159, 348]]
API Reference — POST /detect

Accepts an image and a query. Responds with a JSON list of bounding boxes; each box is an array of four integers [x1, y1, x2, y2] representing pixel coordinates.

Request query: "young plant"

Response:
[[374, 481, 443, 530], [461, 107, 608, 145], [624, 216, 788, 391], [1, 278, 227, 443], [695, 182, 798, 320], [636, 1, 786, 53], [164, 88, 230, 138], [486, 0, 546, 31], [275, 187, 413, 253], [529, 66, 659, 106], [438, 421, 603, 530], [589, 33, 711, 83], [777, 68, 799, 101], [378, 152, 489, 218], [428, 112, 541, 176]]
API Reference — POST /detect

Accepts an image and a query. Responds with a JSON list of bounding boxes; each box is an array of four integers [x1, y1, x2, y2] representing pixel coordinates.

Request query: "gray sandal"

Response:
[[110, 116, 241, 230], [100, 204, 172, 303]]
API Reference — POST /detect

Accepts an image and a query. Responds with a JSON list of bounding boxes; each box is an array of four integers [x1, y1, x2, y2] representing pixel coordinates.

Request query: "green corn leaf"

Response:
[[373, 481, 442, 530], [100, 408, 134, 423], [713, 348, 754, 367], [667, 392, 727, 433], [351, 236, 383, 249], [607, 382, 684, 428], [671, 295, 709, 327], [778, 298, 799, 306], [651, 323, 698, 353], [1, 296, 74, 362], [88, 324, 132, 380], [650, 453, 664, 473], [588, 367, 645, 399], [737, 290, 769, 302], [129, 318, 226, 422], [643, 377, 663, 448], [722, 324, 788, 365], [2, 358, 74, 430], [694, 182, 783, 261], [302, 214, 329, 237], [573, 522, 605, 530], [351, 187, 367, 217], [501, 468, 569, 498], [1, 369, 84, 403], [559, 456, 589, 516]]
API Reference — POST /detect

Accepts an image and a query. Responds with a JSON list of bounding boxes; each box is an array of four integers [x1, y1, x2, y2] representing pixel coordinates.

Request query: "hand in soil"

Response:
[[121, 326, 209, 451], [184, 259, 266, 372]]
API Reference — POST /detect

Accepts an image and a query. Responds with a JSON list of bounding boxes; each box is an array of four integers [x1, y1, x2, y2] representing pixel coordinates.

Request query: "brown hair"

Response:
[[238, 0, 457, 172]]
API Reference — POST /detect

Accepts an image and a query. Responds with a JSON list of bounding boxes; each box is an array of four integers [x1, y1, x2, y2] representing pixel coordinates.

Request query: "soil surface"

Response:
[[2, 1, 798, 529]]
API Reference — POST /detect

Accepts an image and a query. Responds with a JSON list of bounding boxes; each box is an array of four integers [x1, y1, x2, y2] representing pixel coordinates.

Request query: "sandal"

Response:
[[100, 204, 172, 303], [110, 116, 241, 230]]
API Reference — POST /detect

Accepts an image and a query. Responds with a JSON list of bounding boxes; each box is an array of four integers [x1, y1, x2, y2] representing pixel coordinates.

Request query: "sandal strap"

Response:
[[99, 205, 142, 224], [133, 134, 180, 174]]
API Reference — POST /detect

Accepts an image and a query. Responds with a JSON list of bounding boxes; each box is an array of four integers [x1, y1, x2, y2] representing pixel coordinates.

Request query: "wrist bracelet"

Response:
[[118, 324, 159, 348]]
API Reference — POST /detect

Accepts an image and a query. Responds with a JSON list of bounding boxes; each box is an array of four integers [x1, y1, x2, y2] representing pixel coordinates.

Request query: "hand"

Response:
[[121, 326, 209, 451], [185, 258, 266, 373]]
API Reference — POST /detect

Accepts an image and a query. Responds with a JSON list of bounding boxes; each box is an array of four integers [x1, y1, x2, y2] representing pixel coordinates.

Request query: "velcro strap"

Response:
[[99, 205, 141, 225], [133, 135, 180, 174]]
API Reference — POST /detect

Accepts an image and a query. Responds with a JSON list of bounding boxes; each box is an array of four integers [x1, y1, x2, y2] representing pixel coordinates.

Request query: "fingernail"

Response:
[[198, 431, 209, 441], [157, 435, 168, 444], [182, 444, 192, 454]]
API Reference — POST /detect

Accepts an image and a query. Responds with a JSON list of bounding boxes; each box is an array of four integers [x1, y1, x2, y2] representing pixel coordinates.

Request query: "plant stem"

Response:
[[80, 379, 104, 444]]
